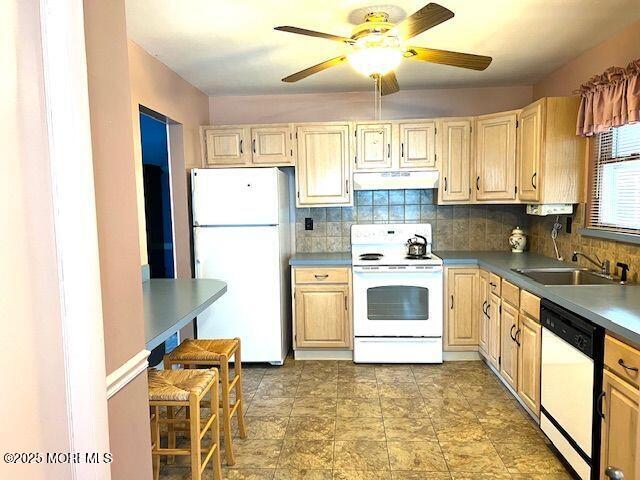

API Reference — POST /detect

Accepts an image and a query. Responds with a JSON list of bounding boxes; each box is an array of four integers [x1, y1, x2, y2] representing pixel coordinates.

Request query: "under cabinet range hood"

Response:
[[353, 170, 439, 191]]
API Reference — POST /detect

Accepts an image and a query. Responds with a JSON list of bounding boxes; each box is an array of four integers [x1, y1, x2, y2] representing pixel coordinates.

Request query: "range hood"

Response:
[[353, 170, 439, 191]]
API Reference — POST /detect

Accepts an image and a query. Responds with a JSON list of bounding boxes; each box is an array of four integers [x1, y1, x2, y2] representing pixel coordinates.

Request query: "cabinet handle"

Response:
[[387, 143, 391, 158], [444, 177, 448, 192], [482, 300, 487, 315], [515, 328, 521, 347], [401, 143, 404, 158], [476, 176, 480, 191], [345, 179, 349, 194], [314, 274, 329, 280], [531, 172, 537, 189], [597, 391, 606, 419], [489, 282, 497, 288], [510, 324, 517, 341], [450, 295, 454, 309], [486, 303, 490, 318], [618, 358, 639, 373], [344, 296, 348, 311], [252, 138, 256, 153], [239, 139, 243, 154]]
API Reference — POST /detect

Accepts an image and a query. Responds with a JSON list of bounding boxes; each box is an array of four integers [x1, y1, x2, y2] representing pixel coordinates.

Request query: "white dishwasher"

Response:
[[540, 299, 604, 480]]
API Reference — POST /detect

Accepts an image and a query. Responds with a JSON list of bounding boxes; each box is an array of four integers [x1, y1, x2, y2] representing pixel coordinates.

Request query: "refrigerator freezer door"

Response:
[[194, 225, 284, 363], [192, 168, 280, 226]]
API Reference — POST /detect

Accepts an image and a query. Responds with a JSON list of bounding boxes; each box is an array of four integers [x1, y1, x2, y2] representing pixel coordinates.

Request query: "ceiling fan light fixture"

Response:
[[347, 34, 402, 77]]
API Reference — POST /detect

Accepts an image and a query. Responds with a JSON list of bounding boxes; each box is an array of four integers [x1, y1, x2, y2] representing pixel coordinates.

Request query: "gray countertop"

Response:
[[436, 251, 640, 346], [289, 253, 352, 266], [288, 250, 640, 345], [143, 279, 227, 351]]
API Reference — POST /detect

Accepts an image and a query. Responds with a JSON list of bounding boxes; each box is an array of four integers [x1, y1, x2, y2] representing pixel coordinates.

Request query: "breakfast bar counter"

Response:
[[143, 278, 227, 350]]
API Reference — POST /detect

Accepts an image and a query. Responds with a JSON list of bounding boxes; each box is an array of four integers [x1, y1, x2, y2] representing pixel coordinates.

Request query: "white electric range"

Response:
[[351, 223, 443, 363]]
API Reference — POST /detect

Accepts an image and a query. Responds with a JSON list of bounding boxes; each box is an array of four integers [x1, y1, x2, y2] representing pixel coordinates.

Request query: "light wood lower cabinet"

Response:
[[500, 301, 519, 389], [478, 270, 490, 355], [600, 369, 639, 480], [292, 267, 352, 349], [487, 292, 501, 369], [445, 267, 479, 350], [517, 314, 541, 415]]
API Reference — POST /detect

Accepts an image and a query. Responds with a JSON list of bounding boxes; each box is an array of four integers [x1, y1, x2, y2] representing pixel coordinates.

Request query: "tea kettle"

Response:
[[406, 234, 428, 257]]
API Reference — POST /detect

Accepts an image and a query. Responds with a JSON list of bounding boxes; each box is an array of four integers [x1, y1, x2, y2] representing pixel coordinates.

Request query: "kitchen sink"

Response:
[[512, 267, 618, 286]]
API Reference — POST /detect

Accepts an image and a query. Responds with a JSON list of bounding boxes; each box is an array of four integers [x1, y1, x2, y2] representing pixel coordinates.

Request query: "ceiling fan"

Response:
[[274, 2, 492, 96]]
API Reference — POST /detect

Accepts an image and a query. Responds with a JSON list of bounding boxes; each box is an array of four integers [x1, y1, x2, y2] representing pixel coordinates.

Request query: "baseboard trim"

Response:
[[443, 351, 481, 361], [106, 349, 150, 399], [294, 349, 353, 361]]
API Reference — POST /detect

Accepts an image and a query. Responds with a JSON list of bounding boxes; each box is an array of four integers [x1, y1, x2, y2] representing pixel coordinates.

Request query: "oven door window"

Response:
[[366, 286, 429, 321]]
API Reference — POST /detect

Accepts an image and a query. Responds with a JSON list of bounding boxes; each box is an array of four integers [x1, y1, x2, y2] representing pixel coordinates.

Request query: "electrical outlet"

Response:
[[305, 218, 313, 230]]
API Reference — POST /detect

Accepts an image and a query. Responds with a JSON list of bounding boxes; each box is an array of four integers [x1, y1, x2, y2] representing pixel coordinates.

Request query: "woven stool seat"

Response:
[[168, 338, 238, 362], [148, 369, 216, 402]]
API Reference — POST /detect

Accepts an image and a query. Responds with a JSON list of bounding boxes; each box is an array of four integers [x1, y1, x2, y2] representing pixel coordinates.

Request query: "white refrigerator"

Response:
[[191, 167, 291, 364]]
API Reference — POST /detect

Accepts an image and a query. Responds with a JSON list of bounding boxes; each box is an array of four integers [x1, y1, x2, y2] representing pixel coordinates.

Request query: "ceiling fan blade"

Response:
[[380, 72, 400, 96], [274, 26, 354, 44], [406, 46, 492, 71], [394, 3, 454, 40], [282, 56, 348, 83]]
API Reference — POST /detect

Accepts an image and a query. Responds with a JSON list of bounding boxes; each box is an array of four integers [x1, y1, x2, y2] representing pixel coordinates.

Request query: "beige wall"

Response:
[[83, 1, 151, 479], [209, 85, 533, 124], [529, 20, 640, 274], [1, 3, 72, 478], [533, 19, 640, 99], [128, 40, 210, 275]]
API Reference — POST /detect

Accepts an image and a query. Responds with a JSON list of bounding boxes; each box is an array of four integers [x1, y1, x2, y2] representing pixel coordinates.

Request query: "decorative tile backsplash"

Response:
[[295, 189, 530, 253]]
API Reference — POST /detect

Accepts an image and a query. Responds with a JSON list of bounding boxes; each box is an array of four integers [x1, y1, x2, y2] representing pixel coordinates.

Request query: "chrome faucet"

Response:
[[572, 251, 611, 276]]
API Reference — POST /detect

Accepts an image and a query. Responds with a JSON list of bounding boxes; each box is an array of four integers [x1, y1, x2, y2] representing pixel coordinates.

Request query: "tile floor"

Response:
[[159, 359, 574, 480]]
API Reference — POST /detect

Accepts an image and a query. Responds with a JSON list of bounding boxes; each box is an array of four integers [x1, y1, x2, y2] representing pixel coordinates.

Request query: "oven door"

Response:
[[353, 266, 443, 337]]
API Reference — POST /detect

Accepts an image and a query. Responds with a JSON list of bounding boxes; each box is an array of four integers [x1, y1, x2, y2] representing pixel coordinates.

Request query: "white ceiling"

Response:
[[126, 0, 640, 96]]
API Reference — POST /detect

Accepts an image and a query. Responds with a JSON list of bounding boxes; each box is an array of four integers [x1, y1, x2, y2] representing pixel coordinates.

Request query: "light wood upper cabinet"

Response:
[[517, 100, 543, 202], [203, 127, 250, 166], [251, 126, 294, 165], [438, 118, 472, 203], [500, 300, 519, 389], [295, 124, 352, 207], [445, 267, 479, 350], [600, 369, 639, 480], [478, 270, 490, 355], [517, 313, 541, 416], [399, 122, 436, 169], [474, 111, 518, 201], [355, 123, 393, 171], [517, 97, 585, 204], [293, 267, 352, 350], [487, 293, 501, 368]]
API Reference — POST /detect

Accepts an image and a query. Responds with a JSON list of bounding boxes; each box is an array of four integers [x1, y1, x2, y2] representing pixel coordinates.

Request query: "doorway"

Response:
[[140, 108, 175, 279]]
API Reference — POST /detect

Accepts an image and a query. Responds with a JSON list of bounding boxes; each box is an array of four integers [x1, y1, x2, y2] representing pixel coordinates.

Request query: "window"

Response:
[[588, 123, 640, 235]]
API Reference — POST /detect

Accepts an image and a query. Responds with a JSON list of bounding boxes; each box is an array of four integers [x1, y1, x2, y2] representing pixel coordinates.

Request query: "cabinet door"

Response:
[[204, 127, 250, 166], [517, 314, 541, 416], [600, 370, 639, 480], [487, 293, 501, 368], [399, 122, 436, 169], [475, 112, 517, 201], [478, 270, 490, 355], [500, 301, 519, 389], [355, 123, 392, 170], [251, 126, 293, 165], [295, 284, 350, 348], [517, 100, 543, 202], [446, 268, 478, 349], [439, 119, 472, 202], [296, 124, 352, 206]]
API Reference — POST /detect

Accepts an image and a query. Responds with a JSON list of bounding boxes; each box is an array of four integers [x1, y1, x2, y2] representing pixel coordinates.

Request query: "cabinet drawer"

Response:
[[520, 290, 540, 321], [489, 273, 501, 296], [295, 267, 349, 284], [605, 335, 640, 387], [501, 279, 520, 308]]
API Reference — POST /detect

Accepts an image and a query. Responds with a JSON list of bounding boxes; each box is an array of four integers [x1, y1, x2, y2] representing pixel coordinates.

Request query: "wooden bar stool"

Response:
[[148, 368, 222, 480], [164, 338, 246, 466]]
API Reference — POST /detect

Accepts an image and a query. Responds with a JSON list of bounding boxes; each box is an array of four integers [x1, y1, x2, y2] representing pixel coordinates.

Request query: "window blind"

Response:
[[588, 123, 640, 235]]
